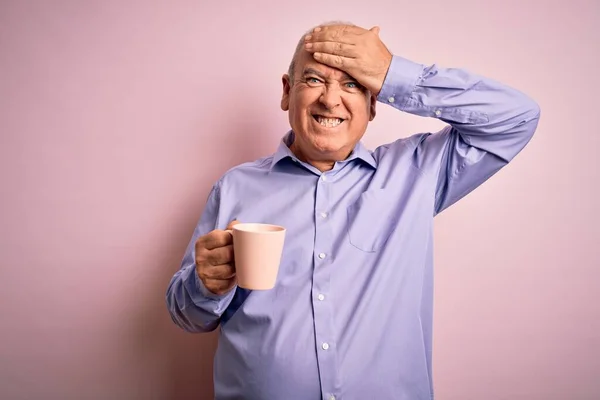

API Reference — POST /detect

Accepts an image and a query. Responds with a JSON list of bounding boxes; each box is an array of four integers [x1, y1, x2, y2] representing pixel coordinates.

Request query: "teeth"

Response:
[[317, 116, 342, 127]]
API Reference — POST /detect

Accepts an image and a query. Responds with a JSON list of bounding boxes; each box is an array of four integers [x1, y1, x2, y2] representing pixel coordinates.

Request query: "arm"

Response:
[[377, 55, 541, 213], [304, 24, 540, 213], [165, 181, 236, 333]]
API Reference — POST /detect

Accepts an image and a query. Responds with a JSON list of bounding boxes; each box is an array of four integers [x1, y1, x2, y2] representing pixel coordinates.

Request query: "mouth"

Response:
[[312, 114, 345, 128]]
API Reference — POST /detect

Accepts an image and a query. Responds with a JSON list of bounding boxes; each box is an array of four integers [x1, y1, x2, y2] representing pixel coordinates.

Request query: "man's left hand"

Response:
[[303, 24, 393, 96]]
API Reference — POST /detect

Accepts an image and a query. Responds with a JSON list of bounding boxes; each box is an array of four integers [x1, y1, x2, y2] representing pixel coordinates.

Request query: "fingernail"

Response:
[[305, 42, 313, 49], [314, 27, 321, 32], [304, 35, 311, 41]]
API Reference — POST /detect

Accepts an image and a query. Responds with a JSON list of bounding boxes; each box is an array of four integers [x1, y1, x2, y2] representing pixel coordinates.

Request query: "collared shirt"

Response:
[[166, 55, 540, 400]]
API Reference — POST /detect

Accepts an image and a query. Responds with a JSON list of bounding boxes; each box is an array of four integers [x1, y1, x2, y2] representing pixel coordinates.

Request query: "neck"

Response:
[[310, 160, 335, 172], [289, 142, 337, 172]]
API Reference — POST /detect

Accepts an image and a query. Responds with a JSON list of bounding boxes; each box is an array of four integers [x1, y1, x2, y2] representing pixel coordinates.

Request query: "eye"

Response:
[[345, 81, 359, 89], [304, 76, 325, 88]]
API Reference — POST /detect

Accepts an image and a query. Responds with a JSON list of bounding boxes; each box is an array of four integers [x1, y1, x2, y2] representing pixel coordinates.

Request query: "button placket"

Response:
[[312, 171, 338, 396]]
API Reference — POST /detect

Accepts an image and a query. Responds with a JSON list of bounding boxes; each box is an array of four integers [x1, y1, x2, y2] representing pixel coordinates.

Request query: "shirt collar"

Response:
[[270, 130, 378, 170]]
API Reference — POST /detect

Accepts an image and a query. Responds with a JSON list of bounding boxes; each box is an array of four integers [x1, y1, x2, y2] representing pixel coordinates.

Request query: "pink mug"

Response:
[[227, 223, 286, 290]]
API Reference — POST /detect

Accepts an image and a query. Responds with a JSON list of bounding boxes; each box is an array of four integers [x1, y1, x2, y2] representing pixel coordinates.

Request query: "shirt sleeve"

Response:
[[377, 55, 541, 214], [165, 180, 236, 333]]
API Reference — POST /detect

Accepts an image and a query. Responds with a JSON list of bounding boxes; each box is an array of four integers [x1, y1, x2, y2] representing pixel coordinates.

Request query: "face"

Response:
[[281, 50, 376, 167]]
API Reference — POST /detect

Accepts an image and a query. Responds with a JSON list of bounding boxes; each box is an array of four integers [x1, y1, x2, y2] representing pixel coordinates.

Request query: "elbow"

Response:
[[531, 100, 541, 119], [508, 98, 541, 161], [509, 95, 541, 145], [528, 100, 541, 130], [522, 97, 541, 137]]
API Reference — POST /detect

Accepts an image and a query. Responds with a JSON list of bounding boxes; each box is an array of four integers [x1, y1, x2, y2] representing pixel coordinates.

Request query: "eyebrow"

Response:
[[302, 67, 354, 82]]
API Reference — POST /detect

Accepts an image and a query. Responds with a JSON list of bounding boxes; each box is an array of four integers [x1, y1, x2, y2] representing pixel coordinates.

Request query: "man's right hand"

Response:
[[195, 220, 239, 295]]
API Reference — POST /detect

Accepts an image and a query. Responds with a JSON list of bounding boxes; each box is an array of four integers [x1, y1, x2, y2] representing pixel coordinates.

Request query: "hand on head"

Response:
[[303, 24, 392, 96]]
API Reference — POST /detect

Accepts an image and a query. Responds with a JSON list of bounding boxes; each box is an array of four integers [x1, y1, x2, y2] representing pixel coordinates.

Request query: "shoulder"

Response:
[[214, 155, 274, 188]]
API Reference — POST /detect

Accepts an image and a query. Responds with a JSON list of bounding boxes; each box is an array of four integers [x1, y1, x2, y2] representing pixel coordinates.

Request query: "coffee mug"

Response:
[[227, 223, 286, 290]]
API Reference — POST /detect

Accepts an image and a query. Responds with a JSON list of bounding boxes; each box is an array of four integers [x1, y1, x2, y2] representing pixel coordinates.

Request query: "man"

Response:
[[166, 22, 540, 400]]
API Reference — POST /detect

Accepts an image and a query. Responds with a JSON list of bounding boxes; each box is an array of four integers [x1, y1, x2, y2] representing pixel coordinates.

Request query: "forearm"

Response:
[[378, 55, 541, 161], [166, 262, 235, 333], [165, 181, 235, 333]]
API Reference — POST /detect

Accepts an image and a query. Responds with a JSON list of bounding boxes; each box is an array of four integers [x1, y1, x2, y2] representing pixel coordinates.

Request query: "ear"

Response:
[[369, 94, 377, 121], [281, 74, 291, 111]]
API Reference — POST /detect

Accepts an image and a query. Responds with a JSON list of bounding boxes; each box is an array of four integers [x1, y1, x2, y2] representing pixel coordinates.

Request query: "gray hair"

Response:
[[287, 21, 355, 82]]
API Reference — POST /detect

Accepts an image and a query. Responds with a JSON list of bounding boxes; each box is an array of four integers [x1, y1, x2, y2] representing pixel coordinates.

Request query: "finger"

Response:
[[202, 230, 233, 250], [312, 52, 354, 71], [206, 244, 234, 266], [369, 26, 380, 35], [205, 263, 236, 279], [305, 41, 358, 58], [305, 26, 361, 45], [205, 277, 236, 295], [226, 219, 240, 231], [314, 24, 365, 36]]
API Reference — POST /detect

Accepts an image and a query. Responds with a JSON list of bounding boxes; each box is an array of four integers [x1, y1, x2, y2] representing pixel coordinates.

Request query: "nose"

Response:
[[319, 85, 342, 111]]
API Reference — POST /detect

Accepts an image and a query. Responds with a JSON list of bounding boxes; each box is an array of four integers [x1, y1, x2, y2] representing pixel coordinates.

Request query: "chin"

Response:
[[310, 136, 343, 151], [313, 141, 352, 159]]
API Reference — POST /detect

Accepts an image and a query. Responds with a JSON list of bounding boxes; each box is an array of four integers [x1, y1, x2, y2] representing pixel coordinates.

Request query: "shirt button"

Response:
[[329, 396, 336, 400], [322, 342, 329, 350], [320, 212, 328, 218], [388, 96, 395, 103], [435, 109, 442, 117], [321, 175, 327, 181], [318, 253, 326, 259], [317, 294, 325, 301]]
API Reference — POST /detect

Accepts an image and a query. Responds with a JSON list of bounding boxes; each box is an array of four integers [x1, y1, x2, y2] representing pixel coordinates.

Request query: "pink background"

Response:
[[1, 1, 598, 399]]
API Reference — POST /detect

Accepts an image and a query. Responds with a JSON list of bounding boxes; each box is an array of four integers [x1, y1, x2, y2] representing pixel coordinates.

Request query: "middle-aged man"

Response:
[[166, 22, 541, 400]]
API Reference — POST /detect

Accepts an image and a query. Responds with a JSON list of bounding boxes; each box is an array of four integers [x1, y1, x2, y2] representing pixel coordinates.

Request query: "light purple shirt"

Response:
[[166, 55, 540, 399]]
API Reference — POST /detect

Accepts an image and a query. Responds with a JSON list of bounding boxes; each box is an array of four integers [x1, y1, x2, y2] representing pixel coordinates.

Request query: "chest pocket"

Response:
[[346, 188, 397, 252]]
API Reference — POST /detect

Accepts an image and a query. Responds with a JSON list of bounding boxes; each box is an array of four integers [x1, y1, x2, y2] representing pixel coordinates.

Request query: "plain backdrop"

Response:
[[1, 0, 599, 399]]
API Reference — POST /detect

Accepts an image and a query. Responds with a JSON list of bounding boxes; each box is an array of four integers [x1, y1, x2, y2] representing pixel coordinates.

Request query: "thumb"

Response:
[[226, 219, 240, 231], [369, 26, 380, 35]]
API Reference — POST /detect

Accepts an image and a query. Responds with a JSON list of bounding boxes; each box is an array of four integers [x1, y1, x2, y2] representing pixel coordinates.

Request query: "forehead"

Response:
[[295, 50, 353, 81]]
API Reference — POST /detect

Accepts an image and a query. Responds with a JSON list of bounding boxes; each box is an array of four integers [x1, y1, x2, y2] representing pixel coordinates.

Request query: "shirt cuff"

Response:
[[377, 55, 425, 110]]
